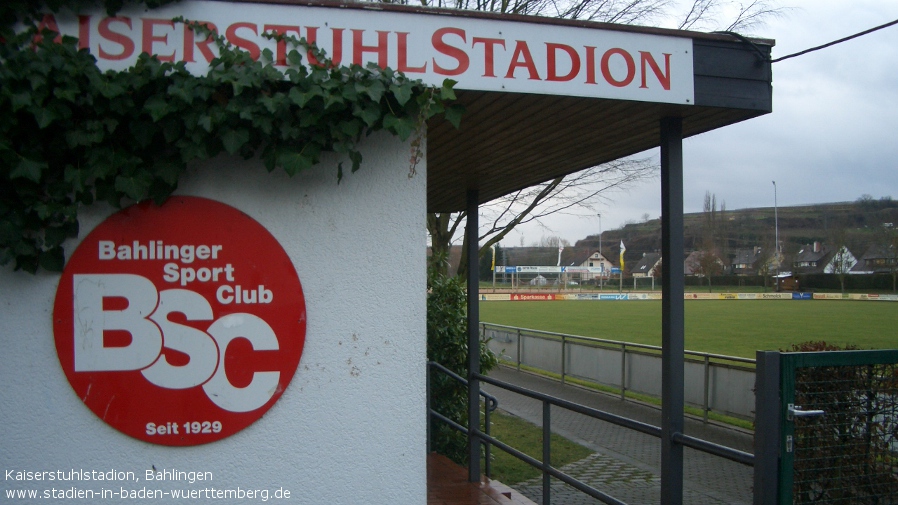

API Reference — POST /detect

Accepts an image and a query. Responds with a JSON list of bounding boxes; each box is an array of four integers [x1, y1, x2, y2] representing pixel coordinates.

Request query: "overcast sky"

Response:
[[500, 0, 898, 248]]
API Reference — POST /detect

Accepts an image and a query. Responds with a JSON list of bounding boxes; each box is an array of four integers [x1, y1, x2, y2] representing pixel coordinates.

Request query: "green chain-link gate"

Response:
[[755, 349, 898, 504]]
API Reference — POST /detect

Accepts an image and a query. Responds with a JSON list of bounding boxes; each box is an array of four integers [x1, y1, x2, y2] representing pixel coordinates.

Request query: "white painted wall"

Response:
[[0, 132, 427, 504]]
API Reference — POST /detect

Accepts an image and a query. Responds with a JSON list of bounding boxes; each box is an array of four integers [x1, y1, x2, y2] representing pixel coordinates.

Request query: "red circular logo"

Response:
[[53, 197, 306, 446]]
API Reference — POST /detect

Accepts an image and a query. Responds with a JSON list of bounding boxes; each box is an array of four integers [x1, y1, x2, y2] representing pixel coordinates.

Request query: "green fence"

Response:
[[756, 349, 898, 504]]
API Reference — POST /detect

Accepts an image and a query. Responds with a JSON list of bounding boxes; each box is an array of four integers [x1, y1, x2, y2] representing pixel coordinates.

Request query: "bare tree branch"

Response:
[[724, 0, 786, 33], [428, 157, 657, 278], [678, 0, 715, 30]]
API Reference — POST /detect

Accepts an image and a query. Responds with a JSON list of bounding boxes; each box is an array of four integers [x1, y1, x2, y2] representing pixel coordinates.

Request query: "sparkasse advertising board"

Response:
[[52, 196, 306, 446]]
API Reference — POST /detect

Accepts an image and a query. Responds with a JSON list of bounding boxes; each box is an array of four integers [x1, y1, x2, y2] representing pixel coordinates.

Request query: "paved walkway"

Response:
[[482, 366, 754, 505]]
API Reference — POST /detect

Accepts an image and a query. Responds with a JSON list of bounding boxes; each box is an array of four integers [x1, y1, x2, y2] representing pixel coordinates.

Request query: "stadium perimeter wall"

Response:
[[485, 326, 756, 420]]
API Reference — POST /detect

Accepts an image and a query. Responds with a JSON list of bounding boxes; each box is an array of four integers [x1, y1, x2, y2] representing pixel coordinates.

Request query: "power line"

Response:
[[771, 18, 898, 63]]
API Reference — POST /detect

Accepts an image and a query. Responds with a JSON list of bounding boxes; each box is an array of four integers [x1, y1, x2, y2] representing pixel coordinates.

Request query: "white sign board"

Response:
[[42, 1, 694, 104]]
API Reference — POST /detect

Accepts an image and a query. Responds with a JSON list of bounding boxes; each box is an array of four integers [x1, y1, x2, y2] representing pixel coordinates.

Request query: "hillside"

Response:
[[573, 199, 898, 264]]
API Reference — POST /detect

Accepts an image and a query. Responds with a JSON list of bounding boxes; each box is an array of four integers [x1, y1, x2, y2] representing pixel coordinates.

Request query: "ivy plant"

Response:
[[1, 1, 463, 273]]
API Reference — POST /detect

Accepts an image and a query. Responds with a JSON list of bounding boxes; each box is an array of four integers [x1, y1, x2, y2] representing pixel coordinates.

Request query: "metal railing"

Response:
[[482, 322, 757, 422], [471, 373, 754, 505], [426, 361, 499, 476]]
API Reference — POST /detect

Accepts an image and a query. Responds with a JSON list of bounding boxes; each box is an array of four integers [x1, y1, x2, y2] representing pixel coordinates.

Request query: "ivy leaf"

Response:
[[115, 172, 154, 201], [38, 246, 65, 272], [337, 120, 362, 138], [355, 102, 382, 127], [197, 114, 213, 132], [288, 86, 321, 108], [323, 92, 344, 110], [277, 148, 315, 176], [65, 128, 104, 148], [383, 114, 415, 141], [10, 92, 31, 111], [11, 158, 47, 182], [287, 49, 303, 66], [153, 160, 184, 185], [279, 152, 312, 176], [53, 85, 78, 103], [349, 150, 363, 173], [445, 104, 465, 129], [221, 128, 250, 155], [390, 82, 412, 106], [0, 221, 18, 250], [359, 80, 385, 102], [144, 95, 171, 121], [440, 79, 458, 100], [44, 226, 68, 248], [260, 95, 281, 114], [31, 107, 58, 129]]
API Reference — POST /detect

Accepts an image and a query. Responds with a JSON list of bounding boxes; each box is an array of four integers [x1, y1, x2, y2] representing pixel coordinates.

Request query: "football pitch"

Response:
[[479, 300, 898, 359]]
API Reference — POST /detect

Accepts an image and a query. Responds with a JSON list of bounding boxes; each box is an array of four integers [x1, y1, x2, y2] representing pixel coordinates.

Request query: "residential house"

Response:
[[577, 249, 615, 281], [684, 250, 725, 276], [850, 244, 897, 274], [631, 252, 662, 278], [730, 247, 764, 276], [792, 242, 857, 275], [684, 251, 701, 276]]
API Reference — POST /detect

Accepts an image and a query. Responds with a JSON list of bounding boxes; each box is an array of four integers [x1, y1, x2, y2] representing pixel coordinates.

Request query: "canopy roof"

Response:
[[396, 6, 775, 212], [258, 1, 773, 212]]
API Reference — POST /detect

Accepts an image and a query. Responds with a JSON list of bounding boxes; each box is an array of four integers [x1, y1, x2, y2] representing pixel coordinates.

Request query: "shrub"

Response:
[[427, 262, 498, 464]]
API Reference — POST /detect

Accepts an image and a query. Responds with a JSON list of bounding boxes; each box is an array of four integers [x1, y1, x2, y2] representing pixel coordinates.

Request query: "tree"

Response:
[[826, 227, 855, 294], [430, 157, 657, 278], [694, 250, 723, 292], [755, 242, 777, 291], [536, 235, 571, 248], [478, 243, 504, 281], [374, 0, 782, 33], [872, 224, 898, 293], [701, 191, 729, 257], [380, 0, 785, 278]]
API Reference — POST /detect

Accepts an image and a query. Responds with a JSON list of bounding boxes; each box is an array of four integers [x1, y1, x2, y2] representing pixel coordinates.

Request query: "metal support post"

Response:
[[620, 344, 627, 401], [466, 189, 482, 483], [660, 116, 685, 505], [542, 401, 552, 505], [703, 356, 710, 423], [754, 351, 782, 505], [561, 336, 566, 385]]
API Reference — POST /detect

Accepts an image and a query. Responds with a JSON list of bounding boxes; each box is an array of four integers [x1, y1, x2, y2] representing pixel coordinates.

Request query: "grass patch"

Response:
[[481, 300, 898, 359], [486, 409, 594, 485]]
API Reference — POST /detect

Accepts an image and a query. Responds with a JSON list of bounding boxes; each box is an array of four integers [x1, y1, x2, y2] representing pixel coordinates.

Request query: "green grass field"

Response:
[[480, 300, 898, 359], [486, 410, 593, 484]]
